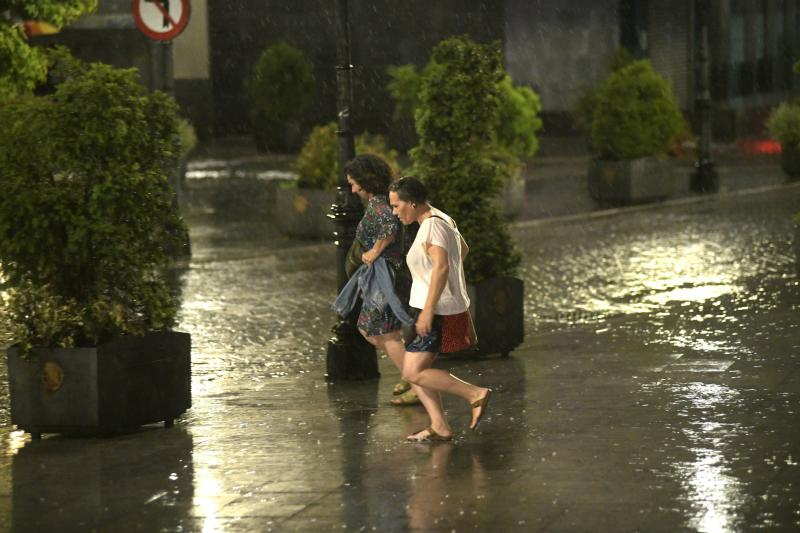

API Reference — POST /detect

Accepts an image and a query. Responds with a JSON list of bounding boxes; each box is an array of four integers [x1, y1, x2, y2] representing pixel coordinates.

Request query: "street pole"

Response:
[[691, 0, 719, 193], [325, 0, 379, 381]]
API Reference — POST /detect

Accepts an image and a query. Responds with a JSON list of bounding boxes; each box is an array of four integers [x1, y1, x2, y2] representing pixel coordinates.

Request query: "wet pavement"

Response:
[[1, 145, 800, 531]]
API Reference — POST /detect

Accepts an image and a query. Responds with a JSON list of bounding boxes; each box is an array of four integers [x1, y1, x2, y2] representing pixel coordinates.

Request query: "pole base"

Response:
[[326, 319, 379, 381], [690, 159, 719, 193]]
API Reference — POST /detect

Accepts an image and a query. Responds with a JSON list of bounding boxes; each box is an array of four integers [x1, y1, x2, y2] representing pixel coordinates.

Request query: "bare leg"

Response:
[[403, 352, 491, 431]]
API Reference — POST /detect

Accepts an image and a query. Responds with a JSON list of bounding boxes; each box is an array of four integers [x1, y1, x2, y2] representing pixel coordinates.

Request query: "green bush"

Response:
[[294, 122, 400, 190], [177, 117, 198, 160], [0, 59, 186, 354], [766, 101, 800, 150], [247, 42, 315, 152], [573, 47, 635, 132], [410, 36, 521, 283], [387, 62, 542, 161], [495, 75, 543, 159], [590, 59, 685, 160], [386, 64, 422, 122]]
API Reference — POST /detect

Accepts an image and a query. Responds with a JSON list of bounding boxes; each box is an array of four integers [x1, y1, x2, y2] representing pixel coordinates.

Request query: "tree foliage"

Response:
[[590, 60, 685, 160], [294, 122, 400, 190], [0, 58, 185, 353], [410, 36, 521, 283], [387, 61, 542, 161], [0, 0, 97, 99], [247, 42, 315, 152]]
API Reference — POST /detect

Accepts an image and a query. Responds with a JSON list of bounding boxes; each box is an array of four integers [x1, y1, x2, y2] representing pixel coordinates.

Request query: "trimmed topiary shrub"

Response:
[[387, 63, 542, 162], [590, 59, 685, 161], [0, 59, 186, 354], [572, 47, 635, 132], [294, 122, 400, 190], [410, 36, 521, 283], [247, 42, 315, 153]]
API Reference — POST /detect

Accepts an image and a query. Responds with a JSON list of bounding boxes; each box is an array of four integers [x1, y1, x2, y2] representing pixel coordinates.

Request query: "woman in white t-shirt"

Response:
[[387, 176, 492, 442]]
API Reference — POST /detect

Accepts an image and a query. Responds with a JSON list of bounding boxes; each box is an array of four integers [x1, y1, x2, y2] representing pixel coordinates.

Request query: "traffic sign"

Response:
[[132, 0, 190, 41]]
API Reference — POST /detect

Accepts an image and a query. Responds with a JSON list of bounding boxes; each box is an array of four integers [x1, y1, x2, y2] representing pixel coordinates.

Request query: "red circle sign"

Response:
[[132, 0, 190, 41]]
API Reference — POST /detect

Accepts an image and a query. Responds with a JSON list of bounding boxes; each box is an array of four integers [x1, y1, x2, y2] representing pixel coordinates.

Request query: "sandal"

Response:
[[390, 389, 421, 406], [406, 427, 453, 443], [393, 379, 411, 396], [469, 389, 492, 431]]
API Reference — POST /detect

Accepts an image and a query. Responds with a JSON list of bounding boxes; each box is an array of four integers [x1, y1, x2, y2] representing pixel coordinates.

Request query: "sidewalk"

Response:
[[1, 137, 799, 532]]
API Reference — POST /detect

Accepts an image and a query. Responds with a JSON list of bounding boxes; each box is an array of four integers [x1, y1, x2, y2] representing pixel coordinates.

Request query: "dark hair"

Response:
[[388, 176, 428, 203], [342, 154, 393, 195]]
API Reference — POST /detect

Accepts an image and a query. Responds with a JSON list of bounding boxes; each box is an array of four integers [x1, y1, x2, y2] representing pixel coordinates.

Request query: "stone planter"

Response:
[[781, 144, 800, 180], [6, 331, 191, 438], [588, 157, 675, 206], [467, 276, 524, 357], [496, 168, 526, 220], [274, 187, 336, 239]]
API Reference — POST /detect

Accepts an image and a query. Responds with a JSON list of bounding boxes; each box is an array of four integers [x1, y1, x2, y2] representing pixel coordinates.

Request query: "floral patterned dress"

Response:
[[355, 195, 410, 336]]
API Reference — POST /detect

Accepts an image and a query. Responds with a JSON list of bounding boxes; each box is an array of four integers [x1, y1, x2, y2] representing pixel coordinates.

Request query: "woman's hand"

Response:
[[416, 308, 434, 337], [361, 248, 379, 265]]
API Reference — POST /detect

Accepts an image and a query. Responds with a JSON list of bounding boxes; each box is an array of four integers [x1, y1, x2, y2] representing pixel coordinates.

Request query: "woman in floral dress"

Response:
[[342, 154, 412, 362]]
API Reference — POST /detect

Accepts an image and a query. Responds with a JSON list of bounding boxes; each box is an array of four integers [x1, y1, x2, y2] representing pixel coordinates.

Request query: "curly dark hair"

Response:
[[388, 175, 427, 204], [343, 154, 394, 195]]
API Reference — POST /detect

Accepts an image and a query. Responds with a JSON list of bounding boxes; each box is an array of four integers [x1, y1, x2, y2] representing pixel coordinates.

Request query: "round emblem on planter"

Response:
[[41, 361, 64, 392], [494, 287, 509, 315]]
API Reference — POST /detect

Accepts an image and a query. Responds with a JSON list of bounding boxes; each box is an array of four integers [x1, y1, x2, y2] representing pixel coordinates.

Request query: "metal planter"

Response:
[[6, 331, 191, 438], [588, 157, 675, 205], [468, 276, 524, 357]]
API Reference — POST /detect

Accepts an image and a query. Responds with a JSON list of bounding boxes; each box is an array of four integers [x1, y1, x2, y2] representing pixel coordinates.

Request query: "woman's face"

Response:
[[389, 191, 415, 225], [346, 175, 368, 200]]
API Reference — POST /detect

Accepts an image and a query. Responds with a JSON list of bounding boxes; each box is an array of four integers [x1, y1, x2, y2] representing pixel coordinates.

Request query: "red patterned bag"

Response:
[[440, 311, 477, 353]]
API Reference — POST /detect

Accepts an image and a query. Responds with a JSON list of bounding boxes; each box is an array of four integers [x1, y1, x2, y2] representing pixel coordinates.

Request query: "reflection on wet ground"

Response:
[[0, 183, 799, 531]]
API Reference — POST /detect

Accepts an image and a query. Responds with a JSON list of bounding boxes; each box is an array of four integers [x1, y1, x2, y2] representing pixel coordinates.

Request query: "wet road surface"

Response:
[[0, 178, 799, 531]]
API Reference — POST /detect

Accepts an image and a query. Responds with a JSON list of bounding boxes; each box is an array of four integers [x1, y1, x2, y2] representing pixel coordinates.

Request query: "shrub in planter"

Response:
[[0, 58, 190, 436], [247, 42, 315, 153], [572, 47, 635, 133], [294, 122, 401, 191], [276, 123, 400, 238], [588, 59, 685, 204], [766, 99, 800, 179], [387, 57, 541, 219], [410, 36, 523, 356]]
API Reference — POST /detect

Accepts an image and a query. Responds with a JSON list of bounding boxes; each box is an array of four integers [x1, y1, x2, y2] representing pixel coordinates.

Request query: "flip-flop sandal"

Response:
[[393, 380, 411, 396], [406, 427, 453, 443], [469, 389, 492, 431], [390, 390, 421, 406]]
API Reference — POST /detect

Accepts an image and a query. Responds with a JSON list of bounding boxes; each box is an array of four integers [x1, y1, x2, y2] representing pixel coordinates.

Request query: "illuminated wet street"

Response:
[[1, 179, 799, 531]]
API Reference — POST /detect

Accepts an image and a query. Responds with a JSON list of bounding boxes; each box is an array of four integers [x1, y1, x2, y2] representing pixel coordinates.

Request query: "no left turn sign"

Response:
[[132, 0, 191, 41]]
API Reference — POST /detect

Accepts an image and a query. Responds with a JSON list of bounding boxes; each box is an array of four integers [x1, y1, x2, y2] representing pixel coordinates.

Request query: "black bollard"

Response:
[[325, 0, 379, 380]]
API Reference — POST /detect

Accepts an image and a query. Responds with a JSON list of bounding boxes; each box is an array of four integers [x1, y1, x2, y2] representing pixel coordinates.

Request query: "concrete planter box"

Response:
[[467, 276, 524, 357], [496, 169, 526, 220], [274, 187, 336, 239], [6, 331, 191, 438], [588, 157, 674, 205], [781, 144, 800, 180]]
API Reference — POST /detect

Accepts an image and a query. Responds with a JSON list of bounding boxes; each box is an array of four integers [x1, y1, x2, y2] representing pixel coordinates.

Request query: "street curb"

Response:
[[513, 181, 800, 229]]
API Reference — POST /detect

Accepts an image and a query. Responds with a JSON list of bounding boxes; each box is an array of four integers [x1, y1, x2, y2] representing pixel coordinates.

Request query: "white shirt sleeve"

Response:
[[426, 218, 456, 252]]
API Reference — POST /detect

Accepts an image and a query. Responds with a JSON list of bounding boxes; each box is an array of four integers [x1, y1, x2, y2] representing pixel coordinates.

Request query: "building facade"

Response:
[[34, 0, 800, 142]]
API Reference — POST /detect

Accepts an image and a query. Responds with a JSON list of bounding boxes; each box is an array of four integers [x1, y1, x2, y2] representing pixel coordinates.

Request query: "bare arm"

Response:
[[362, 234, 395, 265], [416, 243, 449, 337]]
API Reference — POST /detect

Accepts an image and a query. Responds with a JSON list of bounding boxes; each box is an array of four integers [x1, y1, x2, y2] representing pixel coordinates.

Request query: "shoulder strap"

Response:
[[429, 214, 457, 230]]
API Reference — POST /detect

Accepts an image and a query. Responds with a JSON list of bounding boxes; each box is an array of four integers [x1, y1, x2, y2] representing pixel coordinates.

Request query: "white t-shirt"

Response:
[[406, 207, 470, 315]]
